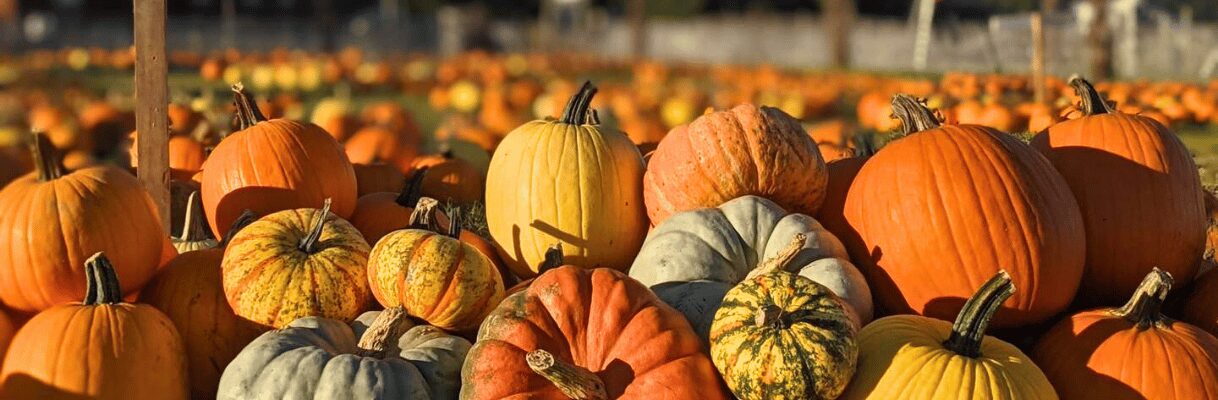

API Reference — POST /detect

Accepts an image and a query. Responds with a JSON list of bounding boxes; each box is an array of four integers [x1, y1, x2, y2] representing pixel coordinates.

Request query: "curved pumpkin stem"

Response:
[[408, 197, 441, 232], [221, 209, 259, 247], [943, 270, 1015, 358], [446, 208, 463, 239], [180, 191, 210, 242], [526, 349, 608, 400], [396, 167, 429, 208], [231, 82, 268, 130], [299, 198, 333, 254], [1114, 268, 1173, 330], [355, 307, 412, 359], [83, 252, 123, 305], [539, 244, 565, 273], [560, 81, 598, 125], [30, 131, 65, 182], [891, 94, 943, 135], [746, 233, 807, 280], [1068, 76, 1115, 116]]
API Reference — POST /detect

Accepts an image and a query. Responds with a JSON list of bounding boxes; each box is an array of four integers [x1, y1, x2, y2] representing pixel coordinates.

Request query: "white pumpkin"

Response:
[[217, 308, 471, 400], [629, 195, 872, 340]]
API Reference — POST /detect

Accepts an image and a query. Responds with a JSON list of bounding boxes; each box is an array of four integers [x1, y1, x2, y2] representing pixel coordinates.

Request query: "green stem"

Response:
[[942, 270, 1015, 358], [30, 131, 65, 182], [560, 81, 598, 125], [299, 198, 332, 254], [396, 167, 429, 207], [1068, 76, 1115, 116], [1114, 268, 1174, 330], [232, 82, 268, 130], [890, 94, 942, 135], [83, 252, 123, 305]]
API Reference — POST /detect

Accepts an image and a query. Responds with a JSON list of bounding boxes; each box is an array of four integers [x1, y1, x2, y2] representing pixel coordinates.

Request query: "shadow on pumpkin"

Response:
[[1031, 317, 1143, 399], [0, 374, 95, 400], [598, 358, 636, 398], [211, 186, 313, 240]]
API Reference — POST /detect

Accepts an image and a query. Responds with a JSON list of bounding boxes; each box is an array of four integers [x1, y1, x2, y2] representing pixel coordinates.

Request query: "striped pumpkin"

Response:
[[221, 199, 371, 329], [709, 235, 858, 400], [366, 198, 505, 332]]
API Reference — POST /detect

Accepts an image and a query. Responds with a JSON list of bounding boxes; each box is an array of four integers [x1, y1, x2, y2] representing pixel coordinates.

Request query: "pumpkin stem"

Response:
[[83, 252, 123, 305], [396, 167, 429, 207], [526, 349, 608, 400], [1114, 268, 1174, 330], [891, 94, 943, 135], [943, 270, 1015, 358], [355, 307, 412, 359], [407, 197, 441, 231], [1068, 76, 1115, 116], [853, 131, 880, 158], [746, 233, 807, 280], [299, 198, 333, 254], [231, 82, 268, 130], [179, 191, 210, 242], [446, 208, 463, 239], [220, 209, 258, 247], [539, 244, 564, 273], [30, 131, 65, 182], [560, 81, 598, 125], [754, 304, 785, 328]]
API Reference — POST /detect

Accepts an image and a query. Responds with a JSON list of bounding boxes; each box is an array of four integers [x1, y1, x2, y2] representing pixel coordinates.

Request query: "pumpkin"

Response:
[[172, 190, 219, 253], [367, 198, 505, 332], [1032, 77, 1206, 306], [839, 271, 1057, 399], [460, 265, 729, 400], [709, 235, 859, 400], [0, 253, 189, 399], [201, 83, 358, 240], [221, 198, 371, 328], [141, 212, 267, 400], [354, 162, 407, 197], [218, 307, 471, 400], [410, 150, 485, 205], [1033, 269, 1218, 399], [485, 81, 647, 276], [360, 101, 422, 148], [808, 119, 856, 163], [0, 308, 12, 365], [814, 133, 878, 247], [631, 196, 871, 339], [842, 94, 1084, 327], [0, 133, 168, 313], [644, 103, 827, 225], [345, 125, 418, 173], [1183, 268, 1218, 337], [0, 146, 31, 188]]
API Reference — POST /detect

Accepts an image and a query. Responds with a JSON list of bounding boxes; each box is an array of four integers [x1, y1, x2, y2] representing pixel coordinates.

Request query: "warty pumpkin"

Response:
[[710, 235, 859, 400], [411, 150, 485, 205], [1033, 269, 1218, 399], [221, 198, 372, 328], [839, 271, 1057, 400], [843, 94, 1084, 327], [1032, 77, 1206, 306], [201, 83, 358, 240], [644, 103, 827, 224], [172, 190, 219, 253], [0, 133, 168, 313], [141, 211, 267, 400], [367, 198, 505, 332], [485, 81, 648, 276], [461, 265, 729, 400], [218, 307, 471, 400], [630, 195, 871, 341], [0, 253, 189, 399], [1183, 268, 1218, 337]]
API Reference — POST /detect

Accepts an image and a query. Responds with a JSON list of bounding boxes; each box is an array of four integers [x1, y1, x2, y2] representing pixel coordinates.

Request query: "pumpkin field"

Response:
[[1, 37, 1218, 399]]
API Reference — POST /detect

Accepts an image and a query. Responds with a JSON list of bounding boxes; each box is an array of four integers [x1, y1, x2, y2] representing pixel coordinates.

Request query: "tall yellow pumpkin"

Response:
[[486, 81, 647, 277]]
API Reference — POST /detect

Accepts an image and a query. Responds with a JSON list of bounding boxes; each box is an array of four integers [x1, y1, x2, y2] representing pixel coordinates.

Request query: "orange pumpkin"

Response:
[[133, 131, 207, 181], [344, 125, 418, 173], [0, 253, 188, 399], [843, 95, 1084, 327], [1032, 77, 1206, 306], [808, 119, 855, 163], [0, 146, 31, 188], [1183, 269, 1218, 337], [0, 308, 12, 365], [0, 134, 167, 313], [410, 150, 485, 205], [1034, 269, 1218, 399], [352, 162, 406, 197], [201, 84, 358, 240], [644, 104, 827, 225], [359, 101, 422, 148]]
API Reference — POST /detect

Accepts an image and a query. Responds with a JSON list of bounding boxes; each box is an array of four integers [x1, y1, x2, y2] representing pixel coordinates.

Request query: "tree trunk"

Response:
[[1088, 0, 1114, 80], [822, 0, 856, 69]]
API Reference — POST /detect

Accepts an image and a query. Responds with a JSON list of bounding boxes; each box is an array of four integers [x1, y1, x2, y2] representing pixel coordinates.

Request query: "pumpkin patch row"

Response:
[[0, 71, 1215, 400]]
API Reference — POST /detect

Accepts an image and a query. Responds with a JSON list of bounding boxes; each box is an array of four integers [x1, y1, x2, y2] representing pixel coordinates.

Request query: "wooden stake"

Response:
[[1031, 12, 1046, 104], [134, 0, 171, 232], [627, 0, 646, 60]]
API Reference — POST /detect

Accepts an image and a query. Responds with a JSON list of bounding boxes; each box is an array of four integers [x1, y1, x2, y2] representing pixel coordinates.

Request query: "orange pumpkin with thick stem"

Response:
[[842, 94, 1084, 327], [0, 253, 189, 399], [201, 83, 358, 240], [1033, 269, 1218, 399], [1032, 77, 1206, 306], [141, 211, 267, 400], [0, 133, 168, 313], [410, 150, 485, 205], [460, 265, 729, 400], [644, 104, 827, 225]]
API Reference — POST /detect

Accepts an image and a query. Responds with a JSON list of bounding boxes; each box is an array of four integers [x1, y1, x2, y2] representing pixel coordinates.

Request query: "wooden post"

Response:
[[1087, 0, 1113, 80], [1031, 12, 1046, 104], [134, 0, 171, 232], [911, 0, 936, 71], [627, 0, 646, 60], [822, 0, 856, 69]]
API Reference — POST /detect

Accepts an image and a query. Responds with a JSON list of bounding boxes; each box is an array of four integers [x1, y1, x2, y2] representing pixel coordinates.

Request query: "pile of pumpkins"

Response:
[[0, 74, 1216, 400]]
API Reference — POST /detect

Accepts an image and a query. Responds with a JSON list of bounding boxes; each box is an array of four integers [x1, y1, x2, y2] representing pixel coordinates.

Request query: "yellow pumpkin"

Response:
[[840, 271, 1056, 400], [485, 81, 647, 277]]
